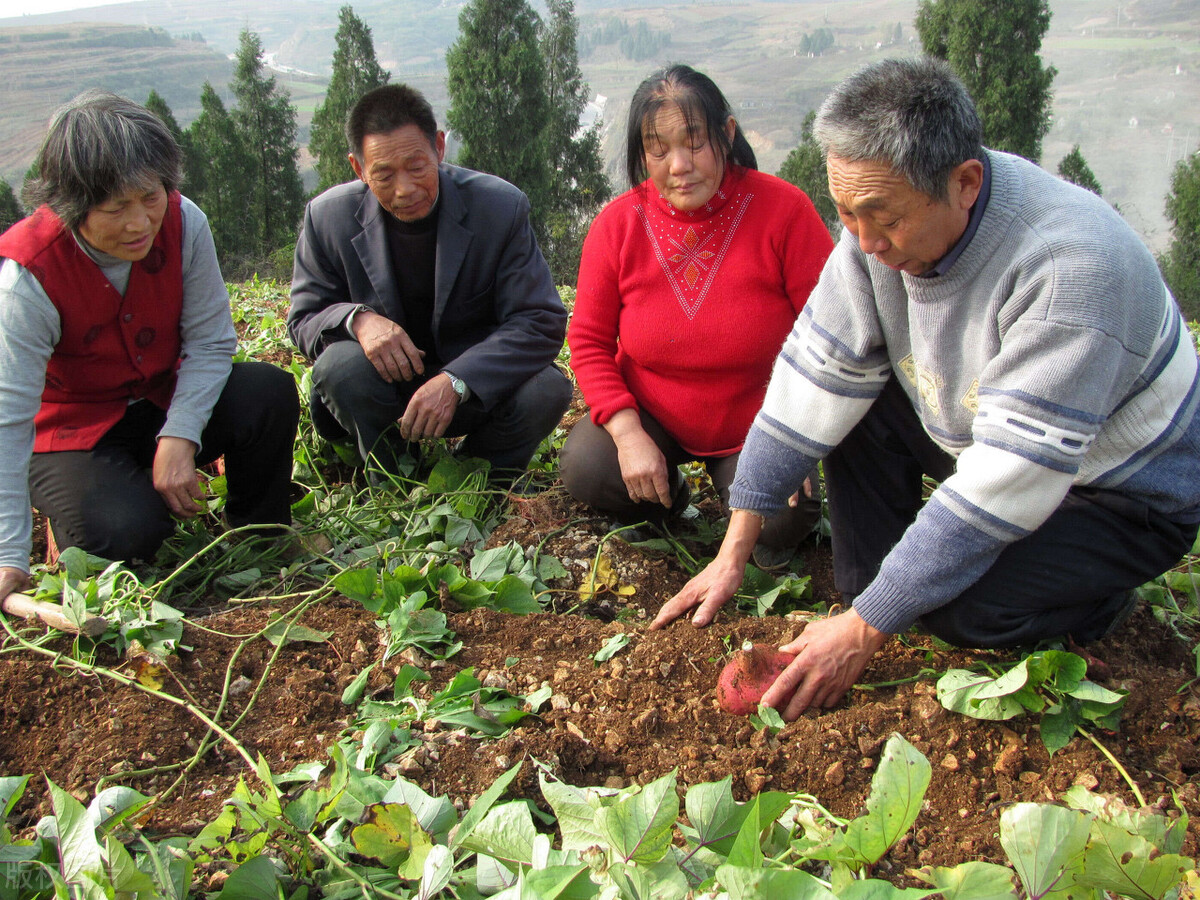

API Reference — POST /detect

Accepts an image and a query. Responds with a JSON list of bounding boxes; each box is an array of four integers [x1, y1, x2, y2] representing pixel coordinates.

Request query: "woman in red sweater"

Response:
[[562, 64, 834, 567]]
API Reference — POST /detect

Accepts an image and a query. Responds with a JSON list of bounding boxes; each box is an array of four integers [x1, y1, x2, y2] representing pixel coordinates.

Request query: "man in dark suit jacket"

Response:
[[288, 83, 571, 482]]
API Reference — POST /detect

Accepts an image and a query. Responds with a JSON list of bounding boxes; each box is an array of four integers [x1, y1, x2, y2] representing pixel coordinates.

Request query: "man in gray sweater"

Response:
[[653, 58, 1200, 719]]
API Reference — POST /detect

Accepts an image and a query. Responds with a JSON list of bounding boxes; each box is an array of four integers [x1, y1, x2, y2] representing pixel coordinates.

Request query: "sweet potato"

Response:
[[716, 643, 796, 715]]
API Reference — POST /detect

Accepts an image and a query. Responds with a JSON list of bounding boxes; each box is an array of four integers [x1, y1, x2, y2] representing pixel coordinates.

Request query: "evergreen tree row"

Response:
[[147, 29, 305, 279], [444, 0, 610, 285]]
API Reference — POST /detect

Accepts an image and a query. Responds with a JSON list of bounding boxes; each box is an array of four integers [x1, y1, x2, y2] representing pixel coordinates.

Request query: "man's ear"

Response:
[[434, 130, 447, 164], [349, 153, 366, 183], [951, 159, 984, 211]]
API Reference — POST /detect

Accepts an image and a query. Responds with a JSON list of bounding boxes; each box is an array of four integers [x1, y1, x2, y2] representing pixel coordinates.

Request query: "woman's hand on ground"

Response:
[[153, 436, 204, 519], [606, 410, 672, 507]]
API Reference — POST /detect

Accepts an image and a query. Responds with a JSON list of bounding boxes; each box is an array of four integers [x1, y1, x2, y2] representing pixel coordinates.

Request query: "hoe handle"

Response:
[[2, 592, 108, 637]]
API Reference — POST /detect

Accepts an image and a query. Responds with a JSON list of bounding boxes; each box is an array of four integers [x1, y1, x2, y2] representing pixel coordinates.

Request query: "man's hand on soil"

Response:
[[399, 373, 458, 441], [761, 609, 890, 720], [650, 557, 744, 630], [0, 566, 30, 605]]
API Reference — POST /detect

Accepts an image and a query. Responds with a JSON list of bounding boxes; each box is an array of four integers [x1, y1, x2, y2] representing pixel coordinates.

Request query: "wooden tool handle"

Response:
[[2, 593, 108, 637]]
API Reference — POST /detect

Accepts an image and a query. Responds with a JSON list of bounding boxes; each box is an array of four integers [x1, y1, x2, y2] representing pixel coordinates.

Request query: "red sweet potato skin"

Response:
[[716, 644, 796, 715]]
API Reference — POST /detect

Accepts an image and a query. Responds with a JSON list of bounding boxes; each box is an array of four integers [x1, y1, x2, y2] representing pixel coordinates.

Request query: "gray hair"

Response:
[[813, 57, 982, 201], [23, 89, 182, 230]]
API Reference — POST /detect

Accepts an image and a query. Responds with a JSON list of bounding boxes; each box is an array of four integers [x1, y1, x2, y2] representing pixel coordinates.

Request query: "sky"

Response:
[[0, 0, 125, 19]]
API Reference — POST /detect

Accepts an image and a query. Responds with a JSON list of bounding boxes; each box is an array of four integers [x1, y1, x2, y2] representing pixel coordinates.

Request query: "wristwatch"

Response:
[[445, 372, 468, 401]]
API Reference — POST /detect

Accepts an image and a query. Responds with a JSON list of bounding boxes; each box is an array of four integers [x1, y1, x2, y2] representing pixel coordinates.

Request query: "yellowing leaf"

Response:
[[133, 658, 166, 690], [351, 802, 434, 877], [581, 553, 636, 600]]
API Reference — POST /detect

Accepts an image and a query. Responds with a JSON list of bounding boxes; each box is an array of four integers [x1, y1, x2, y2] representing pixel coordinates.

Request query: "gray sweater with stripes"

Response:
[[730, 150, 1200, 635]]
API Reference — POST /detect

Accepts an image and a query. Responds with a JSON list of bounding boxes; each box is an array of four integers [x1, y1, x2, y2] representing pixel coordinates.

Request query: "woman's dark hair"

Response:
[[625, 63, 757, 189], [347, 84, 439, 160], [23, 89, 182, 231]]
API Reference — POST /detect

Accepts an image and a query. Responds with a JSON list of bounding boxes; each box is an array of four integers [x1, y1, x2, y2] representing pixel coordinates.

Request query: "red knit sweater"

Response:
[[569, 167, 834, 456]]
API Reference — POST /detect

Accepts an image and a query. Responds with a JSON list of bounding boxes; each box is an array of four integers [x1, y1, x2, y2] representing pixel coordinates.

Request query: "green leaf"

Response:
[[1039, 707, 1080, 756], [458, 801, 537, 866], [592, 633, 630, 664], [726, 793, 768, 868], [912, 861, 1018, 898], [101, 833, 155, 898], [514, 864, 597, 900], [416, 844, 455, 900], [382, 779, 458, 841], [936, 669, 1025, 720], [0, 776, 29, 820], [218, 855, 280, 899], [262, 618, 331, 647], [717, 863, 836, 899], [537, 555, 569, 582], [470, 544, 523, 582], [814, 733, 931, 869], [840, 882, 940, 899], [451, 759, 523, 851], [973, 658, 1034, 699], [1000, 803, 1092, 899], [1079, 819, 1194, 900], [595, 769, 679, 865], [341, 663, 374, 706], [87, 785, 153, 833], [1066, 680, 1126, 706], [539, 776, 619, 853], [334, 568, 378, 605], [46, 779, 105, 889], [489, 575, 540, 613]]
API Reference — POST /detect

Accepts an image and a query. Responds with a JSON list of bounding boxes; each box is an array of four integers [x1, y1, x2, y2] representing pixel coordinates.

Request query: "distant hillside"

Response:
[[0, 22, 232, 183], [1, 0, 1197, 250]]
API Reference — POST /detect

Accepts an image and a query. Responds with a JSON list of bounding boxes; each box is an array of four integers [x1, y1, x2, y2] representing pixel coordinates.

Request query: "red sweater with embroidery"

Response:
[[569, 167, 834, 456]]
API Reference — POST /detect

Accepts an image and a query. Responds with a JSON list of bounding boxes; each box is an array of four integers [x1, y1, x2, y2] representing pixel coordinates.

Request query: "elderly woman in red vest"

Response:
[[0, 90, 299, 606]]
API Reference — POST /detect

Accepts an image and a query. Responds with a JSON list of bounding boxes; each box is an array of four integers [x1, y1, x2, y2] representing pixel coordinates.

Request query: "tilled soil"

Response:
[[1, 489, 1197, 886]]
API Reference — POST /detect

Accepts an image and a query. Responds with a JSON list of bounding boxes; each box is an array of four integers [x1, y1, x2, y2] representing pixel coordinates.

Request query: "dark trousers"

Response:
[[560, 408, 820, 549], [309, 340, 571, 479], [824, 378, 1198, 647], [30, 361, 299, 563]]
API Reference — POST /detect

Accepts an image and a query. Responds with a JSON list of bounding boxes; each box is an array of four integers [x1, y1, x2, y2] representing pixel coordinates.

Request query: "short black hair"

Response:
[[24, 89, 181, 231], [346, 84, 439, 160]]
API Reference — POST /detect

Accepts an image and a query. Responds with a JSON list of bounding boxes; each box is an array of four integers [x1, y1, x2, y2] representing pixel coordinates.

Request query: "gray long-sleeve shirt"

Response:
[[0, 196, 236, 572]]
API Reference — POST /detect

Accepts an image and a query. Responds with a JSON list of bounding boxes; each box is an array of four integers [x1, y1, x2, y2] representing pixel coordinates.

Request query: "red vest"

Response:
[[0, 193, 184, 451]]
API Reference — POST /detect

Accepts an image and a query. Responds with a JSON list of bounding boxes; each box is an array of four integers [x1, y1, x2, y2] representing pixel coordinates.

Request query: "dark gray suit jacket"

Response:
[[287, 164, 566, 410]]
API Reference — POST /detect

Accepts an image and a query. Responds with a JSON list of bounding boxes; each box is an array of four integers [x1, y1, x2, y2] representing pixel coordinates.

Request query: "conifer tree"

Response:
[[777, 111, 839, 237], [446, 0, 550, 223], [1160, 151, 1200, 321], [230, 29, 305, 256], [0, 179, 20, 232], [186, 83, 256, 267], [310, 6, 389, 191], [145, 89, 200, 194], [1056, 145, 1103, 196], [916, 0, 1056, 162], [539, 0, 610, 283]]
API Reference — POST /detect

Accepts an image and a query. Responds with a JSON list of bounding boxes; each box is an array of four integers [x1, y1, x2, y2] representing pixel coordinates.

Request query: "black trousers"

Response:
[[824, 379, 1198, 647], [559, 408, 820, 548], [309, 339, 571, 480], [29, 361, 299, 563]]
